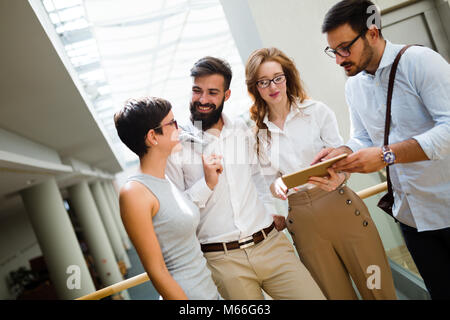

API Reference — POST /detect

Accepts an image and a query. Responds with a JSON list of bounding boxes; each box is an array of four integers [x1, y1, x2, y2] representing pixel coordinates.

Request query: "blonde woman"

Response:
[[245, 47, 397, 300]]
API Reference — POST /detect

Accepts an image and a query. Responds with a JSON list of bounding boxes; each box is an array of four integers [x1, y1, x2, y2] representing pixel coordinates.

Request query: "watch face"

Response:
[[383, 151, 396, 164]]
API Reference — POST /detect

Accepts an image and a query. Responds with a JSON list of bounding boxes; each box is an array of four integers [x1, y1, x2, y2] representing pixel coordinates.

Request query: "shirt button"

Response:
[[355, 210, 361, 216], [363, 220, 369, 227], [339, 189, 345, 195], [288, 219, 293, 224], [346, 199, 352, 205], [288, 207, 292, 212]]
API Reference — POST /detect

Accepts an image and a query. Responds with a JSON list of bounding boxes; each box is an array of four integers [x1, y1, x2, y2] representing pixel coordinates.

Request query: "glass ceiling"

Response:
[[41, 0, 252, 167]]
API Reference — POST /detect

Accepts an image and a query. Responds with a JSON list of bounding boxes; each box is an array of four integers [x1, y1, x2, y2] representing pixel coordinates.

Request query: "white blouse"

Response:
[[258, 99, 344, 191]]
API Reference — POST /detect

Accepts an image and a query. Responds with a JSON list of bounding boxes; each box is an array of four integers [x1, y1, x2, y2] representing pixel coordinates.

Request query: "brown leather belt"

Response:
[[201, 222, 275, 253]]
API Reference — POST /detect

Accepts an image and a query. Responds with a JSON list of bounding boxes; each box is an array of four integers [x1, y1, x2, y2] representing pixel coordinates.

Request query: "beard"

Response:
[[341, 38, 374, 76], [190, 98, 225, 131]]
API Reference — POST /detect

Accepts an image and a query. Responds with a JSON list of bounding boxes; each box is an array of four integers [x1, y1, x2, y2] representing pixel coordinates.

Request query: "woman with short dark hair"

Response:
[[114, 97, 221, 300]]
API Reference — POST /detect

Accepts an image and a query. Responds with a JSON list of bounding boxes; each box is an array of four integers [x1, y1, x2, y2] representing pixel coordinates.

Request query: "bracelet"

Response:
[[336, 180, 347, 189]]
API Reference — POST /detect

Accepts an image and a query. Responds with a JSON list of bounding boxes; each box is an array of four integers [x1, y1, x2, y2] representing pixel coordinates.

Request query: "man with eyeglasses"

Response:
[[165, 56, 325, 300], [315, 0, 450, 300]]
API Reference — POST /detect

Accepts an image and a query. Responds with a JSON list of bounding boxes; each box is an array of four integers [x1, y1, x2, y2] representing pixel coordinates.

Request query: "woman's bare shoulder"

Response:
[[119, 181, 158, 216]]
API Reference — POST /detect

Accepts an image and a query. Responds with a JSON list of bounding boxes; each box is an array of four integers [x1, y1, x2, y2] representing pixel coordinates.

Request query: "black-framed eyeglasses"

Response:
[[154, 119, 178, 130], [324, 33, 364, 58], [256, 74, 286, 89]]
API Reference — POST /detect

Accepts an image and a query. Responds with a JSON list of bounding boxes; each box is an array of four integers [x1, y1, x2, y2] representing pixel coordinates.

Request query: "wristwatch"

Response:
[[381, 145, 396, 166]]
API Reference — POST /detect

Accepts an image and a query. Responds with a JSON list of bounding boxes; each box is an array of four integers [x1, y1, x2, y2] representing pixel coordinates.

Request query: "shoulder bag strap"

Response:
[[384, 44, 417, 195]]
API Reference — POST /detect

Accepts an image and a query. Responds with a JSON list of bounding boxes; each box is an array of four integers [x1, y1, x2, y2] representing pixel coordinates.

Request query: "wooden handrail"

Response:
[[76, 273, 149, 300], [356, 181, 387, 199], [76, 181, 388, 300]]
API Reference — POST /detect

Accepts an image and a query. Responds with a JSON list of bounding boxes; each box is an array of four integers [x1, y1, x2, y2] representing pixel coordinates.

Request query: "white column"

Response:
[[20, 178, 95, 299], [102, 181, 132, 251], [67, 181, 128, 296], [107, 181, 132, 251], [218, 0, 263, 62], [89, 181, 130, 270], [98, 181, 131, 269]]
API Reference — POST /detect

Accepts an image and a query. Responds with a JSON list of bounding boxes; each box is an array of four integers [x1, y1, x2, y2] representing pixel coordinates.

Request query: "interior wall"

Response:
[[244, 0, 351, 140], [435, 0, 450, 43], [0, 204, 42, 300], [0, 128, 62, 164]]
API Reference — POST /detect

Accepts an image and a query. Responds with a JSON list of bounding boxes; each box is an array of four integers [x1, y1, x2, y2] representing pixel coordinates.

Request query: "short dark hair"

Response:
[[190, 56, 233, 91], [322, 0, 382, 37], [114, 97, 172, 158]]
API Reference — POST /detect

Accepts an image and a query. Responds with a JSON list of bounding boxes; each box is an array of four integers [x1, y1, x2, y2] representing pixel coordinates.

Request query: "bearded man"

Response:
[[166, 56, 325, 300]]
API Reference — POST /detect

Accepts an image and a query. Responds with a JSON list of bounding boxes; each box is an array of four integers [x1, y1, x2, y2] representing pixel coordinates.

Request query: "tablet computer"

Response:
[[281, 153, 348, 189]]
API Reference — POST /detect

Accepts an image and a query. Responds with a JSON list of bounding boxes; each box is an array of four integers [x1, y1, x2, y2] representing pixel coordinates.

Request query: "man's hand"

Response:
[[273, 215, 287, 231], [202, 154, 223, 190], [332, 147, 386, 173], [311, 146, 353, 165]]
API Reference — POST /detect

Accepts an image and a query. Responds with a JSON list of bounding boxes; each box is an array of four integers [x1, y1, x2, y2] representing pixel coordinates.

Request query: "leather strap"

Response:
[[201, 222, 275, 253], [384, 45, 418, 195]]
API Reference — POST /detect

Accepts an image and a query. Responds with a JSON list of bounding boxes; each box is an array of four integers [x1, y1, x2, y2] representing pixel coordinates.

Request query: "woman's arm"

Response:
[[119, 181, 188, 300], [308, 168, 347, 191]]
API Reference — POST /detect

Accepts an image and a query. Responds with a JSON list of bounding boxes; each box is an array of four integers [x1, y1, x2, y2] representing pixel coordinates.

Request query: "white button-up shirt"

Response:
[[259, 99, 344, 193], [345, 40, 450, 231], [166, 113, 275, 244]]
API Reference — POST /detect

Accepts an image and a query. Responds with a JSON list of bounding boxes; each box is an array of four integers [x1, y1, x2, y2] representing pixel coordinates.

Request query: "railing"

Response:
[[76, 272, 150, 300], [76, 182, 388, 300]]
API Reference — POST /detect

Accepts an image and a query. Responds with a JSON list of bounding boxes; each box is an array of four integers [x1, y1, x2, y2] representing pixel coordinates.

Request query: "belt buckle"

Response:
[[238, 235, 255, 249]]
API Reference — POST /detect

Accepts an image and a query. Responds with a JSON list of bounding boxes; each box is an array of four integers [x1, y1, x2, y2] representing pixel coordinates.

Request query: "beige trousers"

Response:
[[203, 227, 326, 300], [287, 186, 397, 300]]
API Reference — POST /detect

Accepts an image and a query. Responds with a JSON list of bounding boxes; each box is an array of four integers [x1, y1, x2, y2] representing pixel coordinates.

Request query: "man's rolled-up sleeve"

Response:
[[410, 49, 450, 160]]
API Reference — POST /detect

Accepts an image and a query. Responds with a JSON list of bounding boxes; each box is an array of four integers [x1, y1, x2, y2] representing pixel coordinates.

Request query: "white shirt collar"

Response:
[[262, 99, 314, 131], [182, 112, 235, 140]]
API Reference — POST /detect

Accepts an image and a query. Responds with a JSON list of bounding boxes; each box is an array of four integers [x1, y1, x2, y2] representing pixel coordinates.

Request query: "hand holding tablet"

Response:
[[281, 154, 348, 189]]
